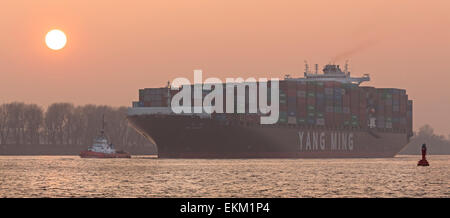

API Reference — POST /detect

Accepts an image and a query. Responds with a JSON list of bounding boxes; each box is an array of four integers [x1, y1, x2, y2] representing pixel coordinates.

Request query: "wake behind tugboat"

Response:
[[79, 115, 131, 158]]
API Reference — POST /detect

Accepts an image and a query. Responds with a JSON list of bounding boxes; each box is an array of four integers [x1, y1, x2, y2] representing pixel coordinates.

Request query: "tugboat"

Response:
[[79, 116, 131, 158]]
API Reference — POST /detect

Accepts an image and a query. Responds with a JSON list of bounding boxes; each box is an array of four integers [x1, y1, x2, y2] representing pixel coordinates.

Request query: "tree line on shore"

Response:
[[0, 102, 151, 147]]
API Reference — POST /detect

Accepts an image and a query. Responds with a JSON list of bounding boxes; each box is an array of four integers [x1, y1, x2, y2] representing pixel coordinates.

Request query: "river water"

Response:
[[0, 155, 448, 198]]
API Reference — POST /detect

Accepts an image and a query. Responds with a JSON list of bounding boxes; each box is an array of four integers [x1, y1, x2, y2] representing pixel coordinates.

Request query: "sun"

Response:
[[45, 29, 67, 50]]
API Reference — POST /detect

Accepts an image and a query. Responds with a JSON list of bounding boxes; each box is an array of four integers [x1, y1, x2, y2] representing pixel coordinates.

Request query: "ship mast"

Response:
[[101, 114, 105, 137]]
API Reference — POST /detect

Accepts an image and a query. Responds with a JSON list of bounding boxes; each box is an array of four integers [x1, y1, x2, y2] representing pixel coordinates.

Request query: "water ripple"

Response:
[[0, 155, 448, 198]]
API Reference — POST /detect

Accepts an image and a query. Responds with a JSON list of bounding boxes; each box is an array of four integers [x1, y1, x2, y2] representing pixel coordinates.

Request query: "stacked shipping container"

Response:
[[287, 81, 297, 124], [306, 82, 316, 125], [334, 82, 343, 127], [136, 81, 411, 132], [140, 88, 169, 107], [324, 82, 334, 126], [296, 81, 307, 125], [279, 81, 288, 124], [315, 82, 325, 126]]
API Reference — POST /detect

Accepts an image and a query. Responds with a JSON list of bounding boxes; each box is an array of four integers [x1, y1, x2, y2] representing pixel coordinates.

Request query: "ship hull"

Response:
[[79, 151, 131, 158], [127, 115, 410, 158]]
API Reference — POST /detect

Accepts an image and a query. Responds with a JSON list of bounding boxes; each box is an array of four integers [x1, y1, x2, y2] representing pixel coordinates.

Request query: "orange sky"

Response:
[[1, 0, 449, 135]]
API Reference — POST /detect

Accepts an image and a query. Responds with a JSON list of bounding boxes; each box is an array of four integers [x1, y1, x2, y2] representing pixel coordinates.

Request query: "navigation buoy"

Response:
[[417, 143, 429, 166]]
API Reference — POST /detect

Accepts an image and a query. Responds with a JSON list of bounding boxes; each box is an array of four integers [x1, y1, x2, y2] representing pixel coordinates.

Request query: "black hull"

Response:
[[127, 115, 410, 158]]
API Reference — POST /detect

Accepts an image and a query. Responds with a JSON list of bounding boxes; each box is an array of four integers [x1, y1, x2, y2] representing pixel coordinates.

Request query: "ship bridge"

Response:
[[287, 63, 370, 85]]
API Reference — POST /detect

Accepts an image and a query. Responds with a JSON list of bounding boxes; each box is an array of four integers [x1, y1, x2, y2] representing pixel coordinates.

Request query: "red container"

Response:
[[297, 110, 307, 117], [350, 89, 359, 113], [307, 98, 316, 106], [142, 101, 152, 107], [297, 98, 307, 110], [306, 82, 316, 93], [359, 115, 368, 128], [296, 81, 306, 90], [343, 94, 350, 107], [325, 113, 334, 126], [334, 113, 342, 126], [359, 108, 367, 118], [279, 80, 287, 89], [287, 81, 296, 96], [400, 95, 407, 113], [324, 81, 334, 88], [385, 99, 393, 116]]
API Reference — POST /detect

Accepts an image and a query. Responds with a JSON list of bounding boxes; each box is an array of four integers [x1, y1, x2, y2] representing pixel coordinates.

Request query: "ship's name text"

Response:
[[298, 131, 354, 151]]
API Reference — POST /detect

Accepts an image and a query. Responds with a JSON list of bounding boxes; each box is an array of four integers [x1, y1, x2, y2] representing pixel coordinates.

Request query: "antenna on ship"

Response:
[[315, 64, 318, 74], [345, 60, 349, 76], [101, 114, 105, 137], [167, 80, 171, 107], [304, 60, 309, 76]]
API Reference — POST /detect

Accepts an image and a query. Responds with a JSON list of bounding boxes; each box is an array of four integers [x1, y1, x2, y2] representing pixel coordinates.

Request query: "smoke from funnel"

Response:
[[332, 39, 379, 62]]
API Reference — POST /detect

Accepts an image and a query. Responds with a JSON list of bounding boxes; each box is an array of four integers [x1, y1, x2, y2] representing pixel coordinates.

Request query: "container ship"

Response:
[[127, 63, 413, 158]]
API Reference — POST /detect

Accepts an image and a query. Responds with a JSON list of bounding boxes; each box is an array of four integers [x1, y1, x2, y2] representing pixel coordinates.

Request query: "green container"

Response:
[[297, 118, 306, 124], [381, 93, 392, 99], [278, 118, 287, 123]]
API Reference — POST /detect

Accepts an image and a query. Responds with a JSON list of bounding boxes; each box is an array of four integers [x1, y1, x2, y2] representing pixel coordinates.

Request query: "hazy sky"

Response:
[[1, 0, 449, 134]]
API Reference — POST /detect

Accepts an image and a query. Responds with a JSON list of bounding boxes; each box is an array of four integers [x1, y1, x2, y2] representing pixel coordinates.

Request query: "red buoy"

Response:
[[417, 144, 429, 166]]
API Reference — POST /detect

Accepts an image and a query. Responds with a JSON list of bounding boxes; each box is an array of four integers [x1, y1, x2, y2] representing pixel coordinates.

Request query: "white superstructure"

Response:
[[87, 116, 116, 154], [287, 63, 370, 84], [88, 133, 116, 154]]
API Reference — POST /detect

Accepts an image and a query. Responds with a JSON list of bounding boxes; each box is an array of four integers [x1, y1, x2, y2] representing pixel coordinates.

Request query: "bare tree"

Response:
[[44, 103, 74, 145], [68, 106, 86, 145], [23, 104, 44, 144], [0, 104, 10, 144], [6, 102, 26, 144]]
